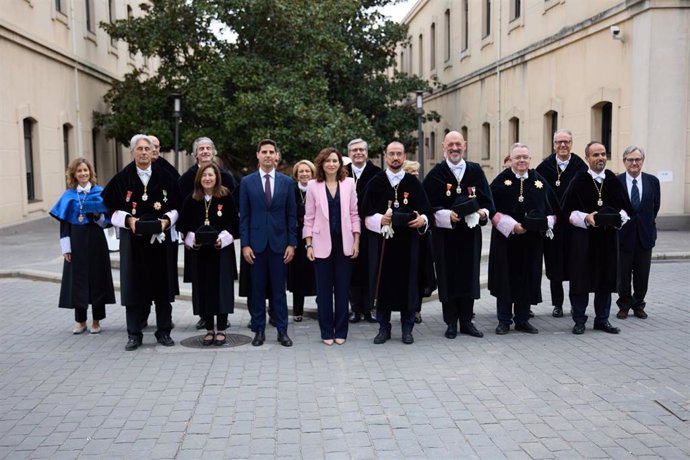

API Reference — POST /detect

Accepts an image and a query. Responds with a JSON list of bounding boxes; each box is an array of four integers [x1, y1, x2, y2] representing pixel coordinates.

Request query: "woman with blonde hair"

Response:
[[49, 158, 115, 334], [287, 159, 317, 322]]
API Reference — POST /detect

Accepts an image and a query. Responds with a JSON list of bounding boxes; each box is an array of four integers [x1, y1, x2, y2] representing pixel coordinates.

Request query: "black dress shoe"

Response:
[[401, 331, 414, 344], [593, 321, 620, 334], [125, 337, 142, 351], [195, 318, 206, 330], [495, 323, 510, 335], [373, 330, 391, 344], [552, 306, 563, 318], [155, 332, 175, 346], [252, 331, 265, 346], [364, 312, 378, 324], [616, 309, 629, 319], [349, 313, 362, 323], [515, 322, 539, 334], [277, 332, 293, 347], [444, 324, 458, 339], [460, 323, 484, 338], [572, 323, 586, 334]]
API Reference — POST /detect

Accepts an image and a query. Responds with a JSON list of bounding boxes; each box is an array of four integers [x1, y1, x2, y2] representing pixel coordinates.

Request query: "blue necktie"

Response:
[[631, 178, 640, 211]]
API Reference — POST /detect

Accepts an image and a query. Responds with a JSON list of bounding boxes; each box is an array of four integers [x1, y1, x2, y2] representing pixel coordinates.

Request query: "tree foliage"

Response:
[[98, 0, 441, 171]]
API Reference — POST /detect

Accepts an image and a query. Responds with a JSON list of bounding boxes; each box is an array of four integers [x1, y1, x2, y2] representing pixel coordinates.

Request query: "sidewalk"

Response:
[[0, 217, 688, 459]]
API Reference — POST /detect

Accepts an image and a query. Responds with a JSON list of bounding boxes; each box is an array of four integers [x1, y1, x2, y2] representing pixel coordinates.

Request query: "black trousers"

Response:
[[496, 299, 530, 326], [349, 285, 371, 315], [126, 302, 172, 339], [550, 280, 565, 308], [570, 291, 611, 326], [442, 297, 475, 326], [203, 314, 228, 331], [293, 293, 304, 317], [617, 244, 652, 311], [75, 304, 106, 322]]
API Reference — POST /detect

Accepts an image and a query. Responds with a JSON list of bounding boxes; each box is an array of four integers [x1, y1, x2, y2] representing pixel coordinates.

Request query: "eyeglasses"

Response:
[[624, 158, 643, 163], [554, 140, 572, 145]]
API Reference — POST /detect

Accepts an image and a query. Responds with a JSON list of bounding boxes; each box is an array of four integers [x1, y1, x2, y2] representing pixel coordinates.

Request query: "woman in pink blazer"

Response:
[[303, 147, 361, 345]]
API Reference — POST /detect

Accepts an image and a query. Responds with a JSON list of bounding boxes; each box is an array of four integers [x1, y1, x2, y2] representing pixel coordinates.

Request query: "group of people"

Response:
[[50, 128, 660, 349]]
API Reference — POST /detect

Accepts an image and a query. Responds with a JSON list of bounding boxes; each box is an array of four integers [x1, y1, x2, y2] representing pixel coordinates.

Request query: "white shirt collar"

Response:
[[446, 159, 465, 171], [136, 167, 151, 175], [261, 168, 275, 179], [588, 169, 606, 182], [351, 164, 365, 176], [298, 183, 308, 192], [515, 173, 528, 180], [76, 183, 92, 193], [385, 169, 405, 186]]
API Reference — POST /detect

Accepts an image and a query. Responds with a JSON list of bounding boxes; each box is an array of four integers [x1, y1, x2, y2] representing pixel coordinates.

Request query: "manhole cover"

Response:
[[180, 333, 252, 349]]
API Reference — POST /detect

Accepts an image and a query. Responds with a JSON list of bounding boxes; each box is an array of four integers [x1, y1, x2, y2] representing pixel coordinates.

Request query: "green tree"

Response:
[[99, 0, 440, 171]]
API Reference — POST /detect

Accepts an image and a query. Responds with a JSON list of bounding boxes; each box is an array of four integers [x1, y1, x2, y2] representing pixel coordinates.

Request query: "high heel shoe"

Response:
[[322, 339, 334, 346], [335, 338, 346, 345]]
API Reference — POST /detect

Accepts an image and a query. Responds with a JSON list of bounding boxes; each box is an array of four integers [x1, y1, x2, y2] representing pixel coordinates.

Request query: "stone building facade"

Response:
[[398, 0, 689, 219]]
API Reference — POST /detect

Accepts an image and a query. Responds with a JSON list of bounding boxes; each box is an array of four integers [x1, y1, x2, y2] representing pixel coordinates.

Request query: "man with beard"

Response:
[[345, 138, 381, 324], [362, 141, 432, 344], [562, 141, 631, 334], [102, 134, 180, 350], [489, 143, 556, 334], [535, 129, 587, 318], [422, 131, 494, 339], [178, 137, 238, 330]]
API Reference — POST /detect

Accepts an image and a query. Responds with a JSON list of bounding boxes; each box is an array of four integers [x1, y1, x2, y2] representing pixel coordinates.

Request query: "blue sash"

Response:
[[49, 185, 109, 225]]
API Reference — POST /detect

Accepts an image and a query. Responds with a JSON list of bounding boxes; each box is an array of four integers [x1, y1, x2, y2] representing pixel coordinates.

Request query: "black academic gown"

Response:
[[422, 161, 495, 301], [287, 185, 316, 296], [362, 172, 432, 312], [153, 156, 180, 180], [535, 153, 587, 282], [178, 164, 239, 282], [177, 194, 239, 316], [561, 170, 631, 295], [346, 161, 381, 289], [101, 162, 180, 306], [51, 187, 115, 310], [488, 169, 554, 304]]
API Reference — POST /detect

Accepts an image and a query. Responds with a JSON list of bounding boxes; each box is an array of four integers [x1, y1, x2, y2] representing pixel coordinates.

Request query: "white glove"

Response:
[[150, 232, 166, 244], [619, 210, 630, 227], [381, 206, 394, 239], [464, 212, 480, 229], [546, 228, 554, 240]]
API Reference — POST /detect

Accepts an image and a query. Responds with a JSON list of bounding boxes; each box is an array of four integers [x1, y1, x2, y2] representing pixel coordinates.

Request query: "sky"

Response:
[[377, 0, 417, 22]]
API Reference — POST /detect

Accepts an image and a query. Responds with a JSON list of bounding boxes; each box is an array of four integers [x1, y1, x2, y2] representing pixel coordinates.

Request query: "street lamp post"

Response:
[[172, 93, 181, 169], [416, 90, 425, 179]]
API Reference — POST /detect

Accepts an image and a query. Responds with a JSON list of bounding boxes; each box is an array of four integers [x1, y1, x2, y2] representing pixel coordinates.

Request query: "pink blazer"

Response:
[[302, 177, 361, 258]]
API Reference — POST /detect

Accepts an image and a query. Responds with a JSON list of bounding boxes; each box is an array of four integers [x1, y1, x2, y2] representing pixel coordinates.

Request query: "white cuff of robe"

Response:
[[479, 208, 490, 221], [570, 211, 589, 229], [165, 210, 179, 226], [169, 224, 179, 242], [218, 230, 234, 248], [95, 213, 108, 228], [184, 232, 195, 248], [434, 209, 453, 229], [619, 210, 630, 227], [365, 214, 383, 233], [547, 215, 556, 230], [419, 214, 429, 233], [111, 210, 130, 229], [492, 212, 518, 238], [60, 237, 71, 255]]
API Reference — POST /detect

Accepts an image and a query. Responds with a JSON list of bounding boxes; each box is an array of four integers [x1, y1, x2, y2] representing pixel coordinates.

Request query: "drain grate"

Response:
[[180, 333, 252, 349]]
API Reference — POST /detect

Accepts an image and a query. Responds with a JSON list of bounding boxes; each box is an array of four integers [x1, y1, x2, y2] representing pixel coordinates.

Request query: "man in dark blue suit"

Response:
[[616, 146, 661, 320], [240, 139, 297, 346]]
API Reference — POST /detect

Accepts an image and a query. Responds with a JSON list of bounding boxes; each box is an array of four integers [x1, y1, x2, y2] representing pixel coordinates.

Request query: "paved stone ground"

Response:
[[0, 257, 688, 459]]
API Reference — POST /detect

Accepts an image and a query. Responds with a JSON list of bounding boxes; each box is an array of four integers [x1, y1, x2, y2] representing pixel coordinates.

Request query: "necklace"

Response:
[[204, 196, 212, 225], [298, 187, 306, 205], [518, 178, 525, 203], [555, 158, 564, 187], [592, 176, 604, 207], [77, 189, 87, 222], [393, 183, 401, 208]]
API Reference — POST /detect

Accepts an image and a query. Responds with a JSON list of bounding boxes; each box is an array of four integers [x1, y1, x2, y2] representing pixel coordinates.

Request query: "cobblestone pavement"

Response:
[[0, 257, 688, 459]]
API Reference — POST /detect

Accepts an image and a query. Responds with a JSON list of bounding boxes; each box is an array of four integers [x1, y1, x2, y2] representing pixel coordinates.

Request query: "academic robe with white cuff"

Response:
[[362, 172, 432, 312]]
